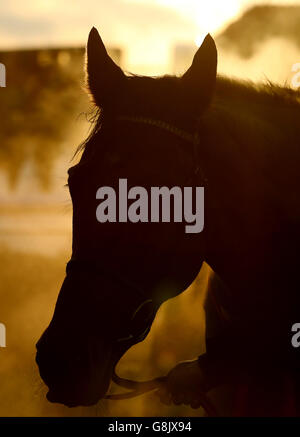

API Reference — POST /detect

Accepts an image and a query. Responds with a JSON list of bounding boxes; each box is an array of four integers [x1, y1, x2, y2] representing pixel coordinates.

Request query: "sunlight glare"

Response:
[[155, 0, 242, 36]]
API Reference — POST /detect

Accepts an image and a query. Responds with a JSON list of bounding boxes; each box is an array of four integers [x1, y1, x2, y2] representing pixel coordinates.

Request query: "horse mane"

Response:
[[216, 75, 300, 108], [76, 73, 300, 158]]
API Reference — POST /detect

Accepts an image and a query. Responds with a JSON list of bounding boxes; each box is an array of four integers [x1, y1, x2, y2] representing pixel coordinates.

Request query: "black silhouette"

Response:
[[36, 27, 300, 415]]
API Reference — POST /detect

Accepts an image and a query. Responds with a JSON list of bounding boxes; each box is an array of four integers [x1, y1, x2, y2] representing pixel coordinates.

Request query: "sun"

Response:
[[155, 0, 242, 44]]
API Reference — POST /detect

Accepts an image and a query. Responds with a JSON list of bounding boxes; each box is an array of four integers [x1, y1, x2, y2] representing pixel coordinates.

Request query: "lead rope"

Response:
[[105, 367, 219, 416]]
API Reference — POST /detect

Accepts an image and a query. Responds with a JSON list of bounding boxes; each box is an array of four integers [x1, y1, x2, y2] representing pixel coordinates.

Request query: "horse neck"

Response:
[[201, 75, 300, 198], [200, 76, 300, 283], [211, 75, 300, 150]]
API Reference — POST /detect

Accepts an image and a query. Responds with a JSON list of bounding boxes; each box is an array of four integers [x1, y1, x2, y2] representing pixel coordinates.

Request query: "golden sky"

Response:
[[0, 0, 299, 74]]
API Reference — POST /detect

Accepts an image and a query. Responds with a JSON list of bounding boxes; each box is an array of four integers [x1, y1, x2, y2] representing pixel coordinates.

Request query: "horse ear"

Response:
[[181, 34, 217, 110], [86, 27, 125, 107]]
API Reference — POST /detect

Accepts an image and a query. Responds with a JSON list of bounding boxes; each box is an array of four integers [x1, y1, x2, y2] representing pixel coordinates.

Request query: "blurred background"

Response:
[[0, 0, 300, 417]]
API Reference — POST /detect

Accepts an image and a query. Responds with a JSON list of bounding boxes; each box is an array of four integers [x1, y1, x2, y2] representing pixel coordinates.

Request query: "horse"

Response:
[[36, 27, 300, 415]]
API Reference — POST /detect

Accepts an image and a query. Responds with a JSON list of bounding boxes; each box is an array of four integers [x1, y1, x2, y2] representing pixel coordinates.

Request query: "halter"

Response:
[[101, 116, 213, 413], [117, 115, 200, 145], [69, 116, 214, 413], [116, 115, 208, 185]]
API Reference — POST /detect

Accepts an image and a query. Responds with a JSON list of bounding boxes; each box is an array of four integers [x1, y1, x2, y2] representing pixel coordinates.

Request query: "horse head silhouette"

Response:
[[35, 27, 217, 407]]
